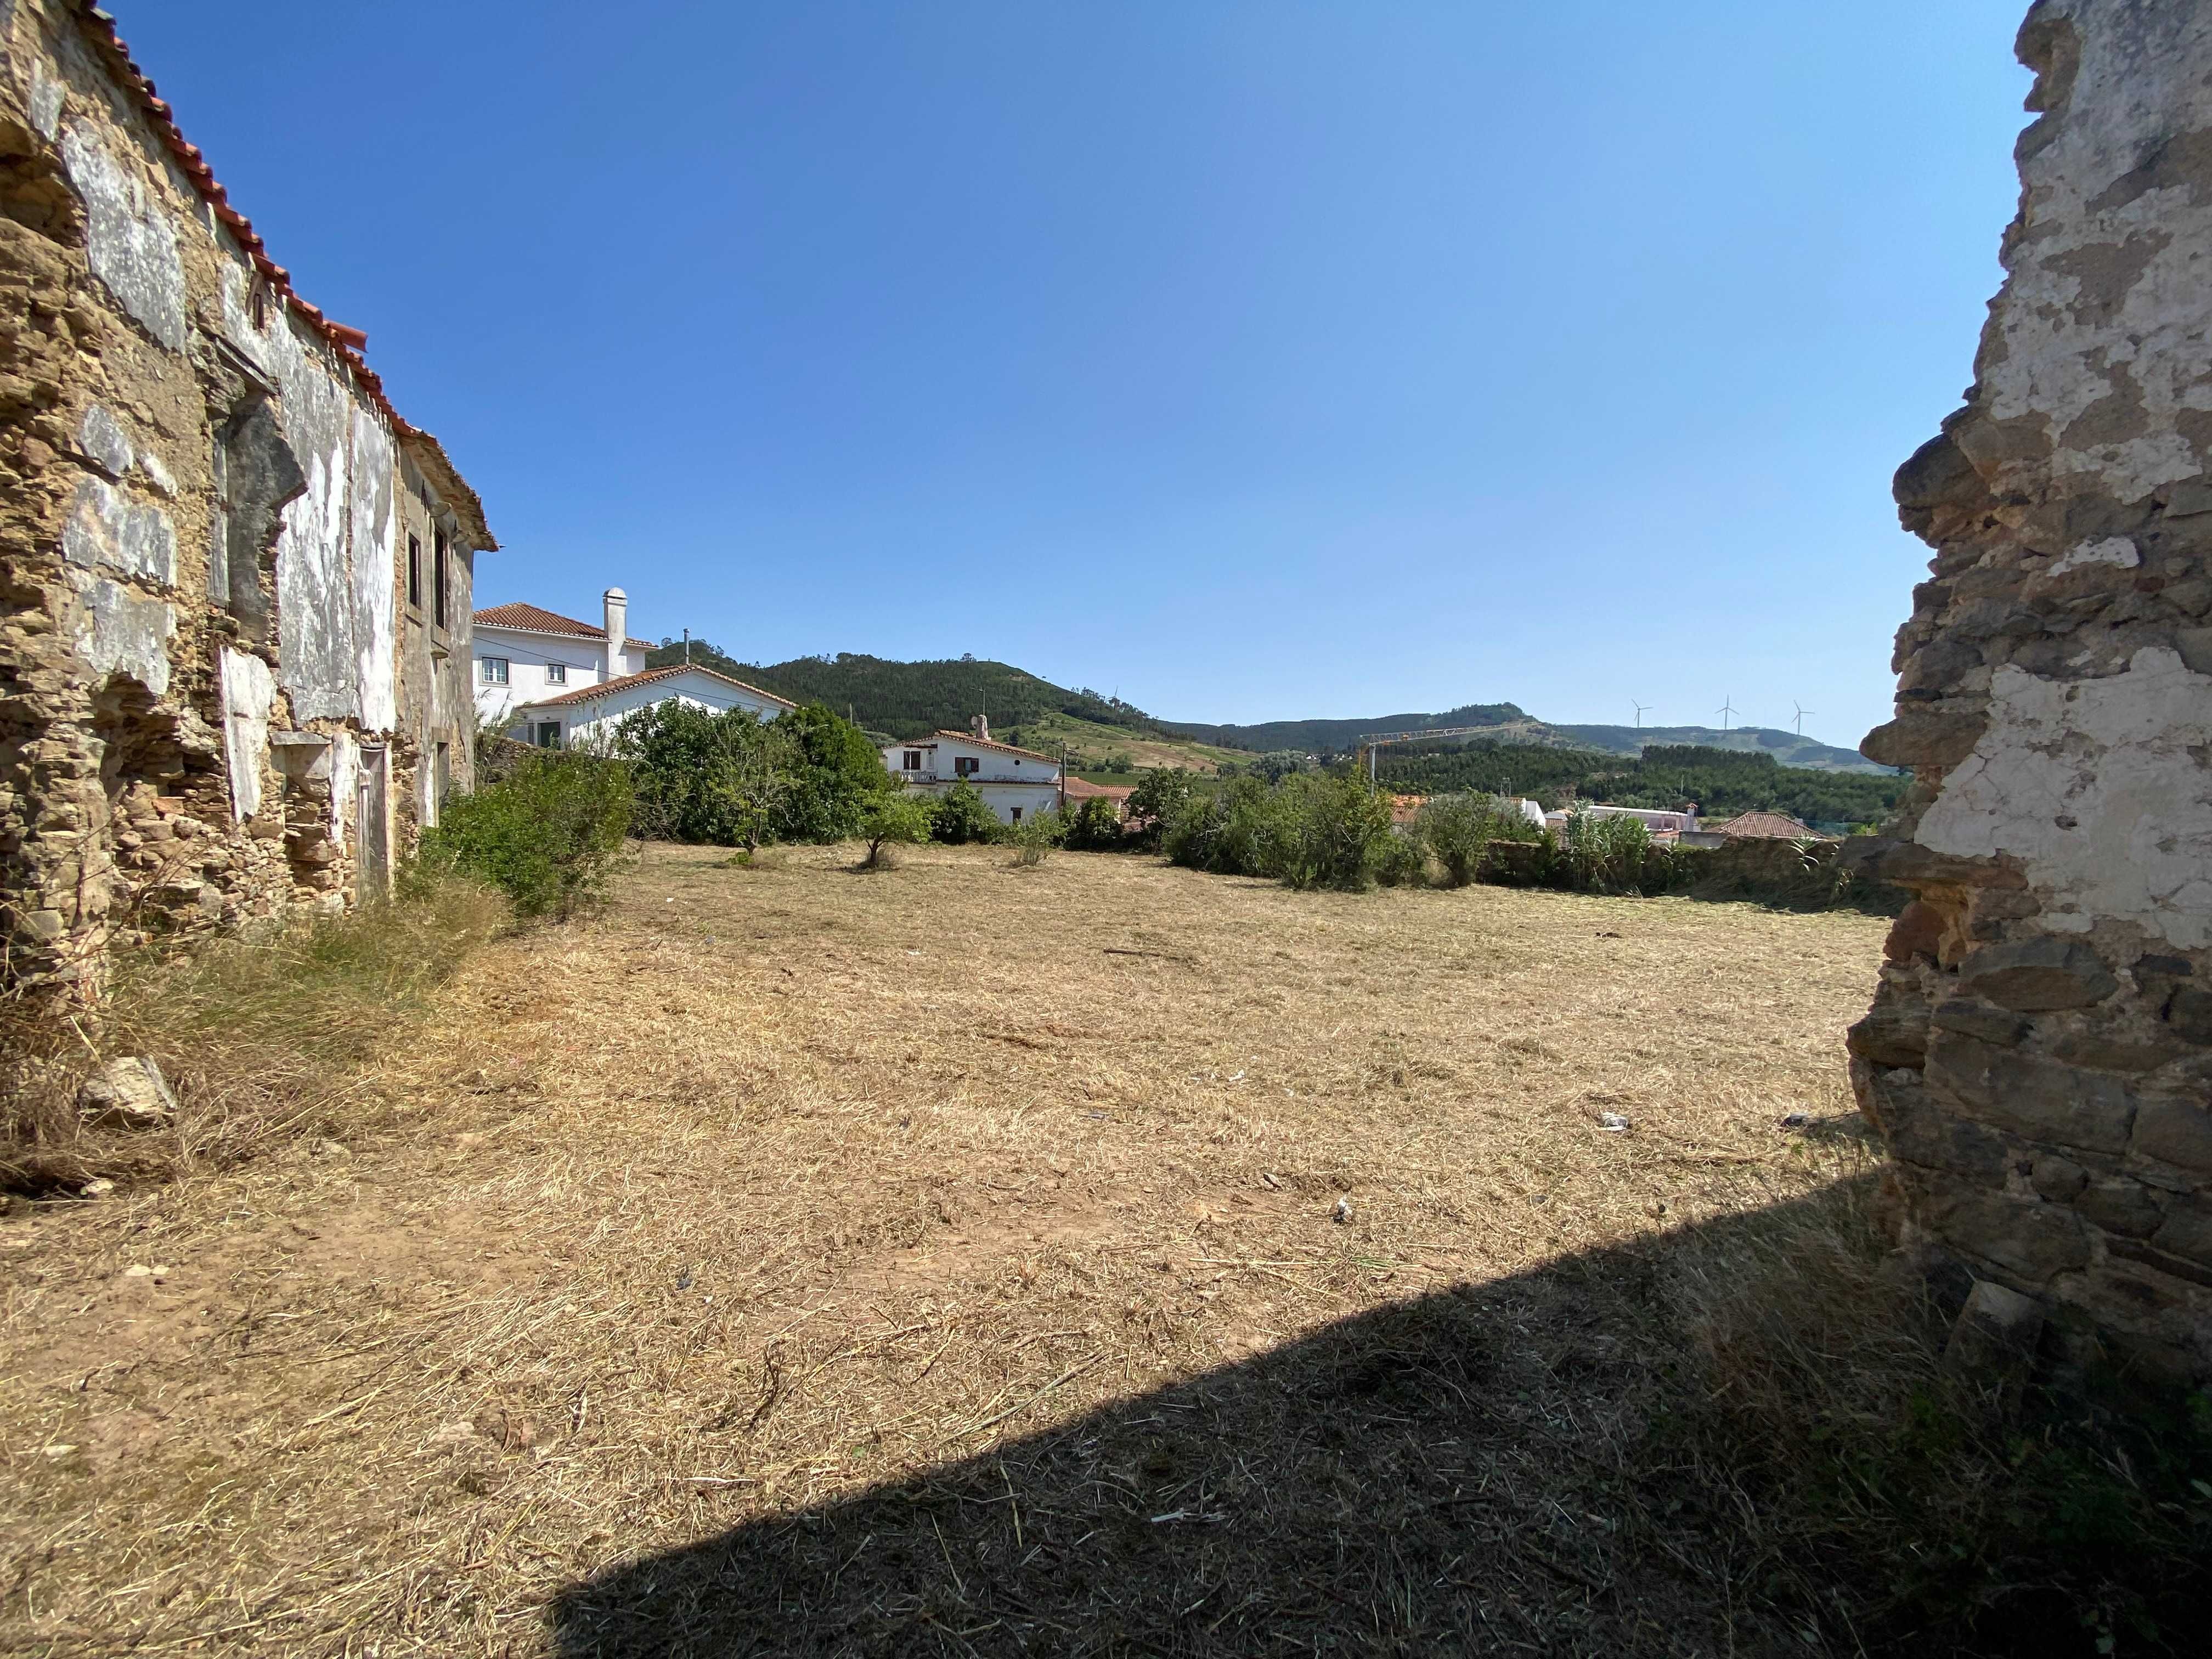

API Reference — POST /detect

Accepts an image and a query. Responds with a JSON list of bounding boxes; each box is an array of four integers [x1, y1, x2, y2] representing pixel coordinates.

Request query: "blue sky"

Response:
[[124, 2, 2029, 748]]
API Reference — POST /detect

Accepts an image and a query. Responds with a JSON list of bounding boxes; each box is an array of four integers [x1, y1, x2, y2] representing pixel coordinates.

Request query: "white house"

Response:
[[511, 664, 795, 751], [471, 588, 653, 730], [882, 718, 1062, 824]]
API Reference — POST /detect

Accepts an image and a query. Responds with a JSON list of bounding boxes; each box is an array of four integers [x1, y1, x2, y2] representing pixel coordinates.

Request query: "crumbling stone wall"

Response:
[[1851, 0, 2212, 1384], [0, 2, 492, 1000]]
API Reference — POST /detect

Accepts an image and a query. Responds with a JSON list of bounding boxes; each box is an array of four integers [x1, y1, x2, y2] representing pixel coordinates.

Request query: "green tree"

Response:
[[858, 790, 934, 870], [929, 781, 999, 845], [424, 751, 633, 919]]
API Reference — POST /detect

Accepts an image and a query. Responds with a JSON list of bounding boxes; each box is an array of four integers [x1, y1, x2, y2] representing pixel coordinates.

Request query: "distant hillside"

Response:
[[1162, 703, 1528, 755], [641, 644, 1167, 745], [1167, 706, 1887, 775], [1378, 742, 1903, 830]]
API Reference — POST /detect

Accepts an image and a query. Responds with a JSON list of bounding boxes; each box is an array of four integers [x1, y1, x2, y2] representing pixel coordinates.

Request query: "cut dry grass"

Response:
[[0, 842, 2194, 1655], [0, 871, 506, 1193]]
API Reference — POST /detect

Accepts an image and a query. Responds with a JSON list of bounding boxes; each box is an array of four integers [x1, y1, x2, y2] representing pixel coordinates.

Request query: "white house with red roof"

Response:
[[882, 717, 1063, 825], [473, 588, 794, 747], [471, 588, 654, 727]]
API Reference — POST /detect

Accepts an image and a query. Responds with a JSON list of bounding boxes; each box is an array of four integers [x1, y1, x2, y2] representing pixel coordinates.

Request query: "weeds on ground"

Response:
[[0, 870, 505, 1194], [1664, 1172, 2212, 1654]]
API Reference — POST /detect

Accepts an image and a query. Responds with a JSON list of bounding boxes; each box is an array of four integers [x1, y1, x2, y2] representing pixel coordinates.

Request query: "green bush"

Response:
[[423, 750, 634, 919], [857, 790, 935, 870], [1164, 772, 1394, 891], [1418, 792, 1540, 888], [1060, 795, 1125, 851], [1372, 826, 1430, 887], [1006, 807, 1065, 868], [929, 781, 1000, 845], [617, 701, 887, 848], [1552, 806, 1682, 896], [1126, 767, 1201, 849]]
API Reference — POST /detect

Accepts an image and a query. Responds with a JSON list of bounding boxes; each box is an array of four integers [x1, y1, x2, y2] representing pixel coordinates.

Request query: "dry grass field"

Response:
[[0, 842, 1897, 1656]]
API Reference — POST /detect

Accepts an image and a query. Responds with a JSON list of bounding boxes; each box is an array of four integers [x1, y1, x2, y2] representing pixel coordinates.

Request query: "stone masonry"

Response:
[[0, 2, 495, 1001], [1849, 0, 2212, 1385]]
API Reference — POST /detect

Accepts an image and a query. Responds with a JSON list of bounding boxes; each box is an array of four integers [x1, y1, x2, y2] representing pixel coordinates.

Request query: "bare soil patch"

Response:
[[0, 842, 1887, 1655]]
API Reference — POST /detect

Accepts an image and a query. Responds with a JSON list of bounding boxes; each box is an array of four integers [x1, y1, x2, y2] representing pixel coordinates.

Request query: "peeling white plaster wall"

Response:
[[66, 571, 173, 696], [63, 475, 174, 586], [1919, 647, 2212, 947], [218, 648, 276, 822], [57, 124, 185, 351], [349, 409, 396, 734], [328, 730, 358, 849]]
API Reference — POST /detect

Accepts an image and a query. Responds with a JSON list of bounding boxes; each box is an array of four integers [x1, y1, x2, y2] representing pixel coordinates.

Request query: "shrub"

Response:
[[1554, 806, 1681, 896], [423, 750, 633, 919], [929, 781, 1000, 845], [774, 703, 891, 843], [619, 701, 791, 849], [1418, 792, 1538, 888], [1372, 826, 1430, 887], [1060, 795, 1125, 851], [1265, 772, 1396, 891], [858, 790, 934, 870], [1006, 808, 1065, 868], [1127, 767, 1200, 849]]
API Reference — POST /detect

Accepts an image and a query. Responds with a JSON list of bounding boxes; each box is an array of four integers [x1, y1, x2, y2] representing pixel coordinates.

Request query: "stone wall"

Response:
[[0, 2, 493, 1000], [1849, 0, 2212, 1385]]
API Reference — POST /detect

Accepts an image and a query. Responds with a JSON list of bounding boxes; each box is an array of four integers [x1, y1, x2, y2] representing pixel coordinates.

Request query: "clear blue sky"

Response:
[[123, 2, 2029, 748]]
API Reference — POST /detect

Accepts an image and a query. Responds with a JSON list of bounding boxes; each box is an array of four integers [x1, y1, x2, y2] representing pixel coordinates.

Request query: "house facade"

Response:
[[512, 664, 794, 751], [882, 718, 1062, 823], [471, 589, 651, 732], [0, 3, 494, 1000]]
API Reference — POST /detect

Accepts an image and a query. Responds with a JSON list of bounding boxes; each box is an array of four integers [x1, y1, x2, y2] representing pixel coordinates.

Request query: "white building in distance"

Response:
[[883, 718, 1062, 824], [472, 589, 652, 730], [512, 663, 794, 751]]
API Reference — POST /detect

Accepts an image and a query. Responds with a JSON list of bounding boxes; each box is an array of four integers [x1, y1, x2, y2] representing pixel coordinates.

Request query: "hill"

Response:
[[642, 644, 1167, 746], [1376, 741, 1901, 830], [1166, 708, 1884, 774]]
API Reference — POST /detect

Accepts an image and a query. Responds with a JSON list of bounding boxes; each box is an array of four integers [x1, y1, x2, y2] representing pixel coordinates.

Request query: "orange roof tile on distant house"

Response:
[[1389, 794, 1427, 826], [1713, 810, 1827, 840], [514, 664, 794, 712], [473, 602, 653, 653], [1062, 777, 1135, 804]]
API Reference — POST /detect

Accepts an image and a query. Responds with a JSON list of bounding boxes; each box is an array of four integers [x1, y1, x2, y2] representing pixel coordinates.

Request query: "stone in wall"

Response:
[[1853, 0, 2212, 1386]]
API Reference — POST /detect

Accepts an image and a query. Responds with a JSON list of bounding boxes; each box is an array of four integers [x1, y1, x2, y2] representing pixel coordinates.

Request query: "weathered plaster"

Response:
[[217, 647, 275, 822], [63, 474, 174, 585], [1920, 650, 2212, 947], [349, 409, 396, 733], [57, 121, 183, 350], [66, 569, 173, 695]]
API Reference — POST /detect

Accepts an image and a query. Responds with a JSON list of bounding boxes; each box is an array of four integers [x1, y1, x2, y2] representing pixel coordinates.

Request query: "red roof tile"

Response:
[[514, 664, 795, 713], [472, 602, 652, 652], [1713, 810, 1826, 840]]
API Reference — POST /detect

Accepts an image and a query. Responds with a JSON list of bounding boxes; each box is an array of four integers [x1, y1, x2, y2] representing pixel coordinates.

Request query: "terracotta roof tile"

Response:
[[1713, 810, 1825, 840], [514, 663, 795, 713], [472, 602, 651, 651]]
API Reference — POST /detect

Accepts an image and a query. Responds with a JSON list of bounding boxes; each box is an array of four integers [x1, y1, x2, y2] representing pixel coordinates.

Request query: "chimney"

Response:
[[971, 713, 989, 742], [603, 588, 628, 680]]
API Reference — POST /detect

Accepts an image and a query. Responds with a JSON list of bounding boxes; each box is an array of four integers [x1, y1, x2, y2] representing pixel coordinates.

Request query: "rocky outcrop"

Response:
[[1855, 0, 2212, 1385]]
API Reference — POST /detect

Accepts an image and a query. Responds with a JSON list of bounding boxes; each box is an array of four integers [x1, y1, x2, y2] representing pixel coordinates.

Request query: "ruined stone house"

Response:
[[1850, 0, 2212, 1385], [0, 2, 495, 999]]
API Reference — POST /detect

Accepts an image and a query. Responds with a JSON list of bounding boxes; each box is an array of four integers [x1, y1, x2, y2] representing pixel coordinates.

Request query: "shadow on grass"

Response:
[[546, 1177, 2209, 1658]]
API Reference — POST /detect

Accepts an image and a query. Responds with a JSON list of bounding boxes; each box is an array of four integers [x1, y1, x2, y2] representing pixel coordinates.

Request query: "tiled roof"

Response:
[[1062, 777, 1134, 802], [1714, 810, 1824, 840], [515, 664, 795, 713], [927, 730, 1058, 763], [69, 6, 495, 550], [473, 602, 651, 651]]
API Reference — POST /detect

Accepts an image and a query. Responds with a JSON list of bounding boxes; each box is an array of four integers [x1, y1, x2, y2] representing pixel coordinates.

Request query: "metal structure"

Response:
[[1714, 696, 1739, 732], [1353, 725, 1513, 788], [1792, 701, 1814, 735]]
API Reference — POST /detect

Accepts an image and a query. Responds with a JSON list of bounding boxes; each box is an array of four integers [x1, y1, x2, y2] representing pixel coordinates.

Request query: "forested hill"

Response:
[[1376, 742, 1903, 830], [1162, 703, 1528, 754], [640, 644, 1164, 744]]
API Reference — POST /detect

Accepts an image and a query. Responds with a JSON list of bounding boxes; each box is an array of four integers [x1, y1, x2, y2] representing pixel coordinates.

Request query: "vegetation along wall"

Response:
[[1850, 0, 2212, 1384]]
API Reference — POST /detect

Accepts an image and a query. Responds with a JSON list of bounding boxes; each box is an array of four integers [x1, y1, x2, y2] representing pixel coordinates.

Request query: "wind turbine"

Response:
[[1632, 699, 1651, 730], [1793, 701, 1814, 736], [1715, 696, 1738, 732]]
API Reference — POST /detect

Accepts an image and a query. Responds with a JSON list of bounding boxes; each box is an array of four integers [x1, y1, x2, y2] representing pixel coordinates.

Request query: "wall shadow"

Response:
[[549, 1182, 1905, 1657]]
